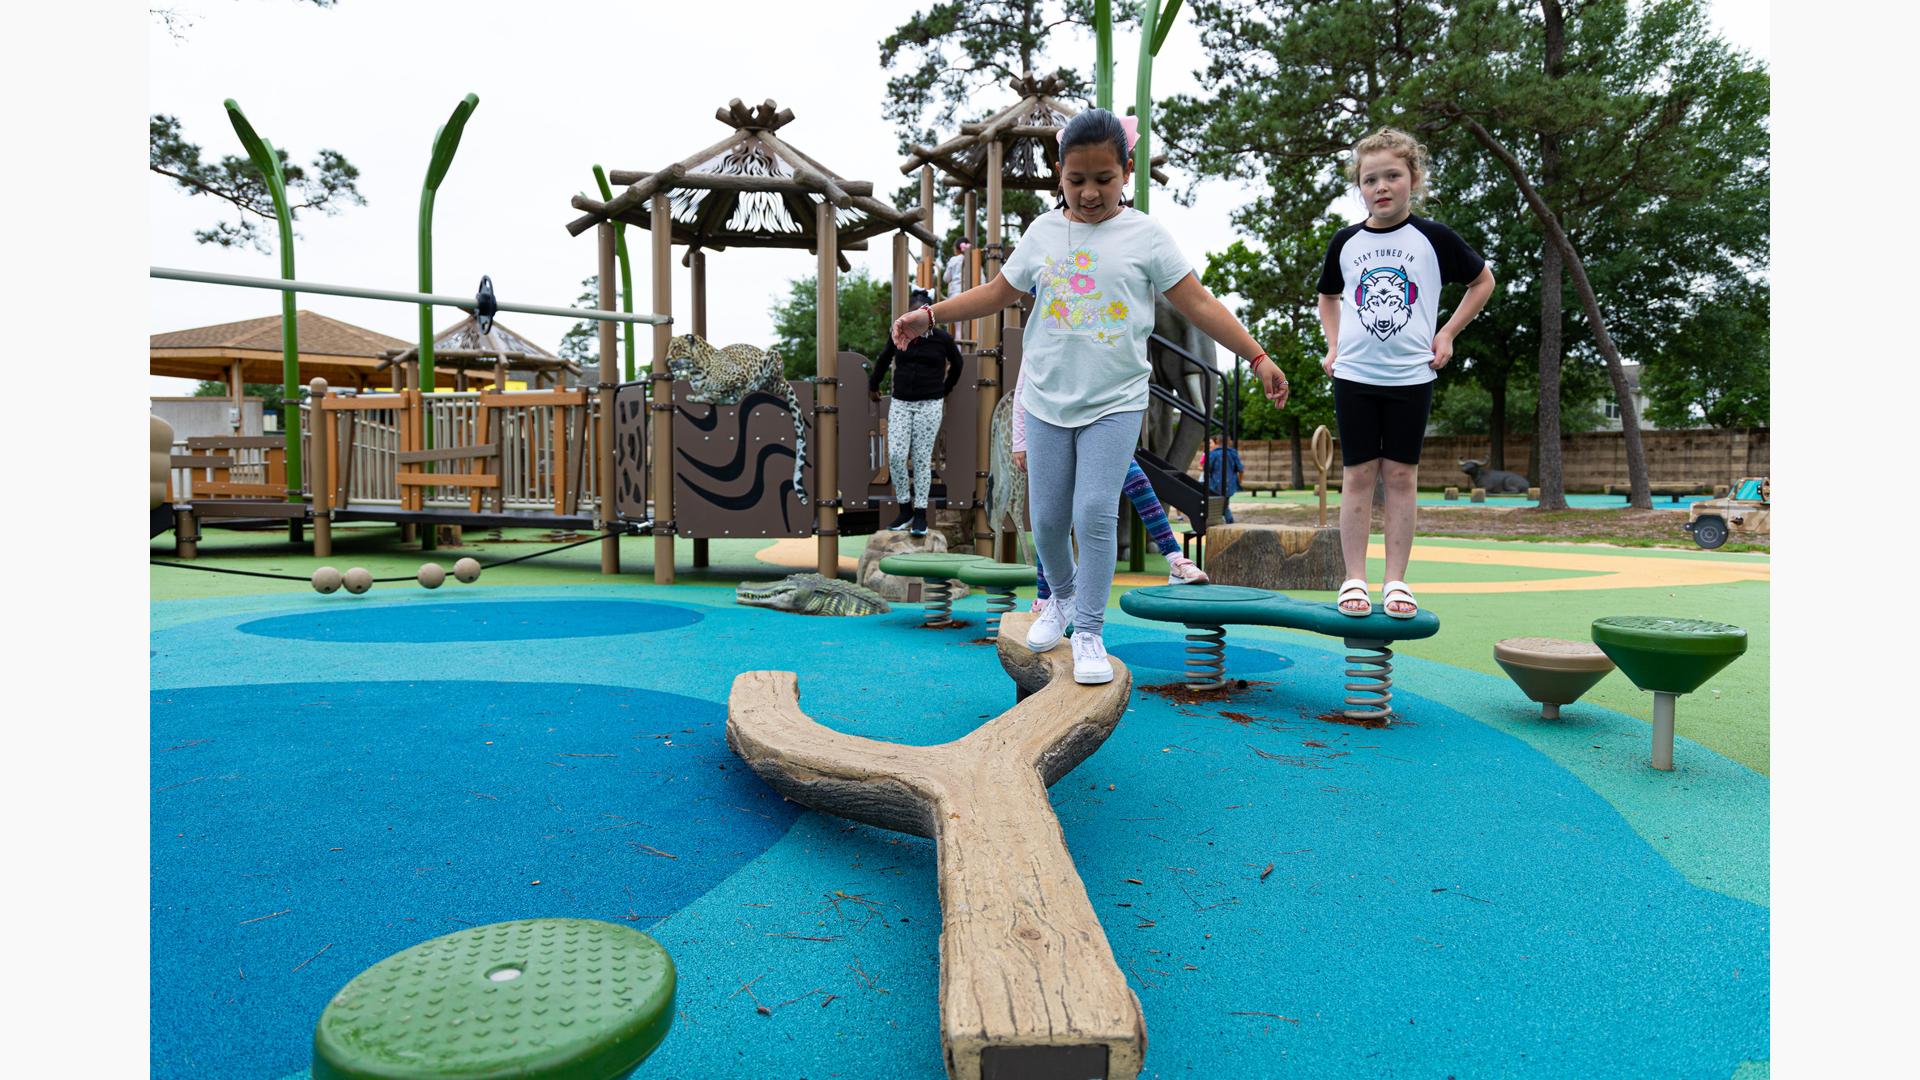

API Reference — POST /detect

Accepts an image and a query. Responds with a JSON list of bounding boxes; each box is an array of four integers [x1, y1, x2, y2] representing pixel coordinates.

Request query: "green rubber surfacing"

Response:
[[312, 919, 674, 1080]]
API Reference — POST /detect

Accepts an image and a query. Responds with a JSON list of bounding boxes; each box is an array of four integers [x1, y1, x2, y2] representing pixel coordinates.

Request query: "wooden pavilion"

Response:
[[151, 310, 493, 399], [568, 97, 938, 582], [381, 314, 582, 393]]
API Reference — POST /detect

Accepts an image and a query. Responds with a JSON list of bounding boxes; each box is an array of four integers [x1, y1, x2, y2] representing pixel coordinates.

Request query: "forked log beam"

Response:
[[726, 611, 1144, 1080]]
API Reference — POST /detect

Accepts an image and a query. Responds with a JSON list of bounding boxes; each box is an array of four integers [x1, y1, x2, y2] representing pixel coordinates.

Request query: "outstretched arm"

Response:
[[1163, 273, 1288, 409], [891, 276, 1026, 349]]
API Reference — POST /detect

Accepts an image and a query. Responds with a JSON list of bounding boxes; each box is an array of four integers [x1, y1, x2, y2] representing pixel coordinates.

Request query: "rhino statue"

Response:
[[735, 573, 892, 617], [1459, 458, 1530, 494]]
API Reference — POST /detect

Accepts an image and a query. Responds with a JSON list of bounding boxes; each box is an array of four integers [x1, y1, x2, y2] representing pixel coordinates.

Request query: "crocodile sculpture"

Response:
[[735, 573, 892, 616]]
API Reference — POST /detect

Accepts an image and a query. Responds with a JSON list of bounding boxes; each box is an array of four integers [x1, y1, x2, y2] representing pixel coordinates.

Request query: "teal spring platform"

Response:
[[878, 552, 990, 628], [313, 918, 675, 1080], [1120, 584, 1441, 720]]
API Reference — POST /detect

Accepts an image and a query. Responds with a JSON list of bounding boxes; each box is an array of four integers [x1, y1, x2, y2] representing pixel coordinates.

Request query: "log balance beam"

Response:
[[726, 611, 1144, 1080]]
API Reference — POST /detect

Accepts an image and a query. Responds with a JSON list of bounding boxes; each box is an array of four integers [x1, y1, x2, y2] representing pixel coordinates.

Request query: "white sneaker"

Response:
[[1072, 632, 1114, 684], [1025, 597, 1073, 652]]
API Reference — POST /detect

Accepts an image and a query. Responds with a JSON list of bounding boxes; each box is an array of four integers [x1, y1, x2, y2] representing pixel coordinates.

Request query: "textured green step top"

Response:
[[313, 919, 674, 1080], [1590, 615, 1748, 694], [877, 552, 990, 578], [1120, 584, 1441, 640], [954, 560, 1038, 587]]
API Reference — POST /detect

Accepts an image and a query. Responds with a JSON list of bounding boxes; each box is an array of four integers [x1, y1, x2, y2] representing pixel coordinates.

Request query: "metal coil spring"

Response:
[[984, 586, 1016, 636], [1183, 623, 1227, 691], [921, 578, 955, 627], [1342, 639, 1394, 722]]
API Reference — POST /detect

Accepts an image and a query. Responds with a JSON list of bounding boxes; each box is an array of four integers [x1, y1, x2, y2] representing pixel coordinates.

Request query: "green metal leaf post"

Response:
[[417, 93, 480, 492], [223, 99, 302, 499]]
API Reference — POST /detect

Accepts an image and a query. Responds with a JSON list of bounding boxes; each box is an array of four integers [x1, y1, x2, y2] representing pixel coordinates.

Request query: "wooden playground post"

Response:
[[892, 232, 910, 317], [691, 249, 709, 570], [963, 190, 979, 340], [308, 378, 332, 557], [597, 223, 621, 574], [975, 140, 1004, 556], [650, 194, 675, 585], [816, 201, 841, 578], [919, 165, 936, 291]]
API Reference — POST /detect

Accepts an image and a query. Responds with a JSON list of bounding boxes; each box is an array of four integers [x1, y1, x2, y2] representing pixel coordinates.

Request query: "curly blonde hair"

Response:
[[1345, 127, 1430, 204]]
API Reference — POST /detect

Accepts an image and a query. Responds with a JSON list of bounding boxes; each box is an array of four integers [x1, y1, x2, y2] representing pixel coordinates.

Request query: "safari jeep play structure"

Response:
[[1685, 476, 1769, 549]]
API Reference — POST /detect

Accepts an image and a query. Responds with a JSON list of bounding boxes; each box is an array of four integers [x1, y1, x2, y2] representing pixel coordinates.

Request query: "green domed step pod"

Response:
[[313, 919, 673, 1080], [1493, 638, 1616, 721], [879, 552, 991, 628], [1591, 616, 1748, 772], [955, 561, 1038, 637]]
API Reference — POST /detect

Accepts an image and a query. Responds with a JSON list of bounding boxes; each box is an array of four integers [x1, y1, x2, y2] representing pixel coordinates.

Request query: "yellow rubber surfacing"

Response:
[[754, 537, 1768, 594]]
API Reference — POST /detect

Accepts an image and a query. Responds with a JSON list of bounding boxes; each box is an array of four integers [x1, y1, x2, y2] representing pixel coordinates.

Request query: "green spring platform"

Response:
[[953, 560, 1038, 636], [312, 918, 675, 1080], [1119, 584, 1441, 721], [878, 552, 990, 628]]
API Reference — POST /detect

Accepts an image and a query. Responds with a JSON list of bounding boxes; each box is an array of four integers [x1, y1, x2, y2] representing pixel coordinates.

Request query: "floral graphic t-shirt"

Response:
[[1000, 208, 1192, 428]]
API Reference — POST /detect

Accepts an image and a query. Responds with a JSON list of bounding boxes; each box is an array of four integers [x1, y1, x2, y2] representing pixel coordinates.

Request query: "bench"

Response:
[[1119, 584, 1441, 721]]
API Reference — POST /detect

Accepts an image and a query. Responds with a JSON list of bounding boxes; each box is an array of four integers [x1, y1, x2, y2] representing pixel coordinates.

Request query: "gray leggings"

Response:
[[888, 397, 944, 508], [1024, 409, 1143, 637]]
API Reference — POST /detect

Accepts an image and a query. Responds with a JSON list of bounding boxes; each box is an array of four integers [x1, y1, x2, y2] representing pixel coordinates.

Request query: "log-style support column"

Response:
[[919, 165, 937, 291], [816, 202, 841, 578], [892, 232, 910, 319], [650, 195, 675, 584], [691, 249, 709, 570], [963, 190, 980, 340], [597, 223, 621, 574], [308, 378, 332, 557], [976, 142, 1004, 555]]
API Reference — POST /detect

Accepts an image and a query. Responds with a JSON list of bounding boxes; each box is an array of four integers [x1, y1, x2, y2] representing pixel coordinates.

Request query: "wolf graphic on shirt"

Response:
[[1354, 265, 1417, 341], [1038, 247, 1129, 347]]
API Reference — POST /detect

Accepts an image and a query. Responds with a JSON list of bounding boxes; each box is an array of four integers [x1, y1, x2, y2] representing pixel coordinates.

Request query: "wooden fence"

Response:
[[1195, 428, 1770, 492]]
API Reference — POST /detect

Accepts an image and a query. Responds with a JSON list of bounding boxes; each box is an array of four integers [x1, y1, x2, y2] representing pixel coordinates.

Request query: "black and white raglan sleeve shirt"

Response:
[[1317, 215, 1487, 387]]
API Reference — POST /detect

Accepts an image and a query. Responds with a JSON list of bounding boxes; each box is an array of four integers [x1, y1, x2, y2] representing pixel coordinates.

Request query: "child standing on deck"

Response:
[[1317, 127, 1495, 619], [870, 287, 964, 536], [891, 108, 1287, 684]]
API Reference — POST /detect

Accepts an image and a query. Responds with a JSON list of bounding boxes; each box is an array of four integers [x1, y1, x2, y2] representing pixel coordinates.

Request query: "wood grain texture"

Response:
[[726, 611, 1143, 1079], [1204, 523, 1345, 591]]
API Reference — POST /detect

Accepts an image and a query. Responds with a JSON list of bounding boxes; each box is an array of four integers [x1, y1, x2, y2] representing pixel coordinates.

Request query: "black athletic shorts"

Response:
[[1332, 377, 1435, 466]]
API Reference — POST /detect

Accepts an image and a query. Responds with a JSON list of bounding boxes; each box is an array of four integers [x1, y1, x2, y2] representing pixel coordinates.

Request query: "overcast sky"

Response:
[[147, 1, 1769, 395]]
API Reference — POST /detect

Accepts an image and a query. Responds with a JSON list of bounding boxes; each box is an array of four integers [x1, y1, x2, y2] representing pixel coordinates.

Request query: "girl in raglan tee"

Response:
[[1316, 127, 1495, 619]]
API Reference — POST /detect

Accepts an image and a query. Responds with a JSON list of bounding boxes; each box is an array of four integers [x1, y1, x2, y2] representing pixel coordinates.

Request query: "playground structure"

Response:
[[155, 83, 1238, 586]]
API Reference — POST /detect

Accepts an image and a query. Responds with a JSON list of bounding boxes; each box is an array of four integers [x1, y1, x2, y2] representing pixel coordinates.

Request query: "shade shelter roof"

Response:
[[566, 97, 938, 264], [150, 310, 486, 389], [382, 314, 581, 383], [899, 74, 1169, 192]]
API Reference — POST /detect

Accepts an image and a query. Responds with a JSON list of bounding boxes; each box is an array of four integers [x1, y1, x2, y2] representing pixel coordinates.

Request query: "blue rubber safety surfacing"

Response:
[[150, 678, 796, 1080], [152, 588, 1768, 1079], [1110, 641, 1295, 677], [236, 598, 702, 642]]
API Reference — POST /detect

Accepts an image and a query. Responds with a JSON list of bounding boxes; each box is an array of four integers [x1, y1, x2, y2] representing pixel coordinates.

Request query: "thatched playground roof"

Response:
[[566, 98, 938, 266], [899, 73, 1170, 191]]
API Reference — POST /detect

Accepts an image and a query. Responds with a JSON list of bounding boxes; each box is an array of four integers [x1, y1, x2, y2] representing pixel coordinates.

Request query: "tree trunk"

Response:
[[1535, 239, 1568, 509], [1288, 417, 1305, 489], [1488, 379, 1507, 470], [1531, 0, 1573, 512], [1456, 114, 1650, 509]]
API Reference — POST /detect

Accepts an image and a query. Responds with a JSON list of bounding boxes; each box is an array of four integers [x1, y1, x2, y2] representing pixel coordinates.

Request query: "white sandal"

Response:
[[1382, 580, 1418, 619], [1337, 578, 1372, 617]]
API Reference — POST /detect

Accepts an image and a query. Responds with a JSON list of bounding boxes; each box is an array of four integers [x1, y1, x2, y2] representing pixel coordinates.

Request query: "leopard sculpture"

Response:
[[665, 333, 809, 505]]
